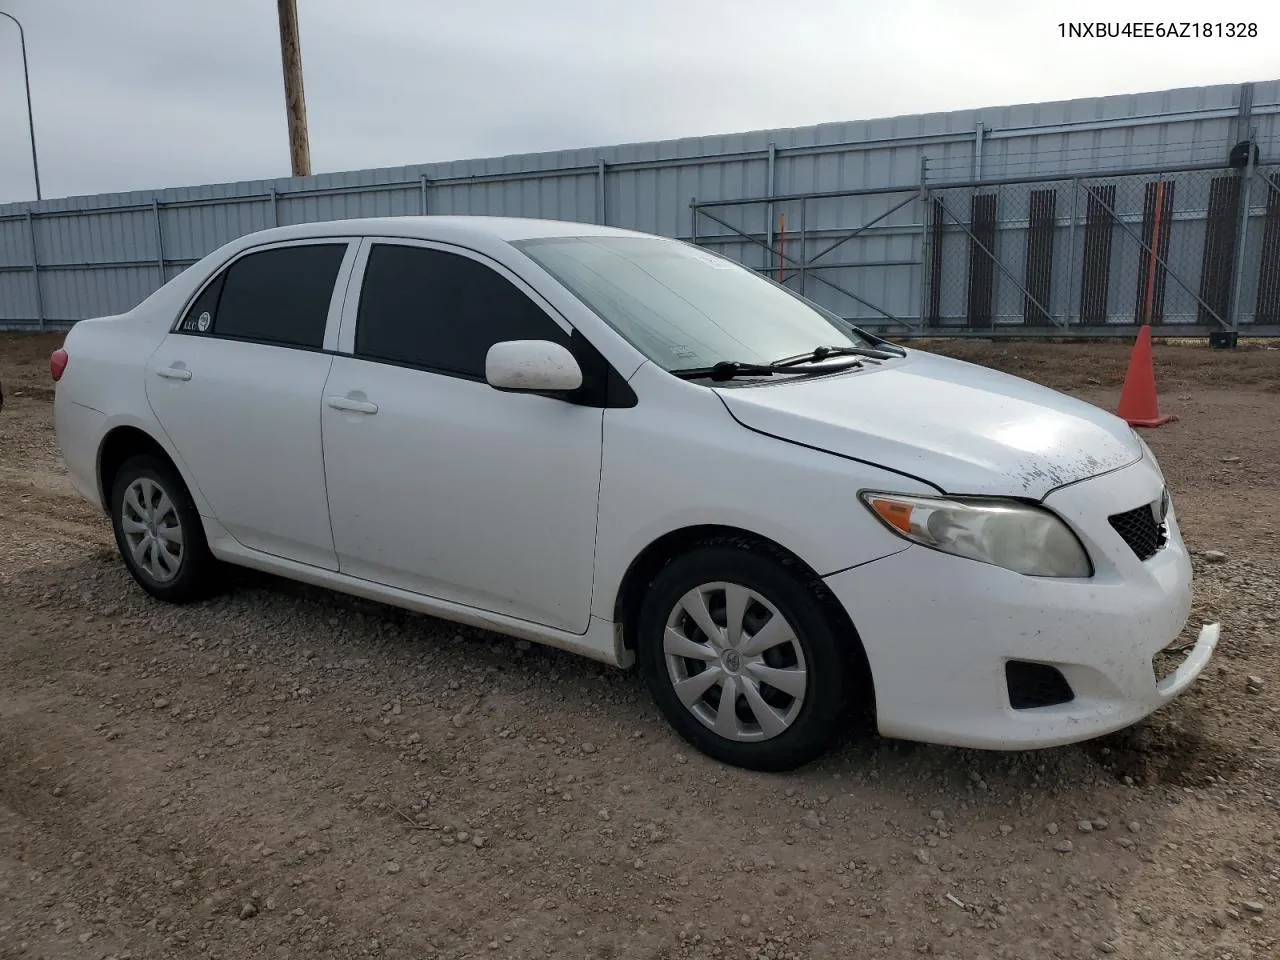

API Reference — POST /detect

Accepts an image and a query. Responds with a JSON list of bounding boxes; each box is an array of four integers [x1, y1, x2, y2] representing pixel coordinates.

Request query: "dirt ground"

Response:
[[1, 332, 1277, 960]]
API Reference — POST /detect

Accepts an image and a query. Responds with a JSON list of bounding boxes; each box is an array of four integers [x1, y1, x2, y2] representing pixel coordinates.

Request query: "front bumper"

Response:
[[827, 457, 1219, 750]]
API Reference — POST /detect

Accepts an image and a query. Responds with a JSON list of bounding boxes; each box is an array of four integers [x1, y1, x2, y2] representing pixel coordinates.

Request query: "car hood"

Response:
[[715, 350, 1142, 500]]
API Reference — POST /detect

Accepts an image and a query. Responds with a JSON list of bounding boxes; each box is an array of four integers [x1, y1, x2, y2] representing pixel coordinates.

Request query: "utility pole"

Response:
[[276, 0, 311, 177]]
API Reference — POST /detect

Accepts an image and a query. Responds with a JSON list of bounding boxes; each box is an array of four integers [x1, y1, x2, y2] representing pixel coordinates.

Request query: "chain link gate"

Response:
[[693, 159, 1279, 338], [691, 184, 925, 333], [1245, 167, 1280, 326], [921, 166, 1277, 333]]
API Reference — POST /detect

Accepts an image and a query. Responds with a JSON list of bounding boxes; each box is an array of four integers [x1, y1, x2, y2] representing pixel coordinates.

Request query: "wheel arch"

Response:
[[97, 423, 222, 604], [97, 425, 188, 512], [611, 524, 874, 706]]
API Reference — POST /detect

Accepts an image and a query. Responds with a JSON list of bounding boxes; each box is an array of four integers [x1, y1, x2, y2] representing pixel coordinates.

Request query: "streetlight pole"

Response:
[[0, 9, 42, 201]]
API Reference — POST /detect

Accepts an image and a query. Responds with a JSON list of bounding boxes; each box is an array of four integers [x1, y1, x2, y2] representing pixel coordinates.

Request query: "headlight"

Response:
[[860, 492, 1092, 578]]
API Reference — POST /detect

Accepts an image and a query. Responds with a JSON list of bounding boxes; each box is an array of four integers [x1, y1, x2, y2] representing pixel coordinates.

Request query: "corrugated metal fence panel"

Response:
[[159, 198, 276, 263], [34, 206, 155, 266], [1253, 79, 1280, 153], [0, 274, 37, 320], [277, 184, 419, 225], [0, 216, 33, 267], [0, 215, 37, 321], [1, 80, 1277, 327], [977, 86, 1241, 181], [611, 156, 770, 237], [40, 265, 160, 322], [430, 173, 596, 222]]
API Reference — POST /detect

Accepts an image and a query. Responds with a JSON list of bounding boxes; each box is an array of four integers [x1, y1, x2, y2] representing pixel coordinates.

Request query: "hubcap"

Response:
[[663, 582, 808, 742], [120, 477, 184, 583]]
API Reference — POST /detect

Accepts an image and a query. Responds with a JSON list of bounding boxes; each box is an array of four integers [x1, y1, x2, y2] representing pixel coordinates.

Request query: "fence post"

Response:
[[1064, 179, 1079, 326], [1233, 82, 1255, 147], [25, 209, 44, 330], [798, 196, 807, 295], [269, 186, 279, 227], [917, 156, 929, 329], [419, 174, 429, 215], [690, 197, 698, 246], [152, 199, 166, 285], [1227, 128, 1257, 332], [596, 159, 607, 226], [765, 142, 777, 268]]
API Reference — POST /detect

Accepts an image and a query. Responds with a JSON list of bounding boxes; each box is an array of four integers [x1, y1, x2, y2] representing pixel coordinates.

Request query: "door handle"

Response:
[[326, 396, 379, 415], [155, 366, 192, 381]]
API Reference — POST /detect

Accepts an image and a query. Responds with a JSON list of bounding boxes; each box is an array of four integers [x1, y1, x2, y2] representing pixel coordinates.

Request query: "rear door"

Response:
[[145, 239, 358, 570]]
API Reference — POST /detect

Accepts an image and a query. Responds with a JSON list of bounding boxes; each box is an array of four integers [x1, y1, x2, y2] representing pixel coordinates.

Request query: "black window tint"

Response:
[[178, 271, 225, 334], [211, 244, 346, 348], [355, 244, 569, 377]]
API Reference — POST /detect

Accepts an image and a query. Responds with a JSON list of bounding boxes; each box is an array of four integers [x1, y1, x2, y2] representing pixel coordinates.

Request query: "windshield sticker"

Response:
[[670, 345, 699, 360]]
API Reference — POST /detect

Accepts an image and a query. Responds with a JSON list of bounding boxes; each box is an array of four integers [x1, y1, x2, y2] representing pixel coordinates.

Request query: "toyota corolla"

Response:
[[51, 216, 1219, 770]]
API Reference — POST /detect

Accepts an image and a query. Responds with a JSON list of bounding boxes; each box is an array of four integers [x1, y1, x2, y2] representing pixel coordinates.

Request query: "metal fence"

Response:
[[2, 78, 1278, 337], [691, 159, 1280, 337]]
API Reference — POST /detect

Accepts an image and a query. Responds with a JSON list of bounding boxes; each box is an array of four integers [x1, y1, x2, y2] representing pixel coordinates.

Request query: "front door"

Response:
[[320, 241, 604, 632]]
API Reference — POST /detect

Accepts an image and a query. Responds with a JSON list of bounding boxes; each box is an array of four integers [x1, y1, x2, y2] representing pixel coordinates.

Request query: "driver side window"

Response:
[[353, 243, 571, 379]]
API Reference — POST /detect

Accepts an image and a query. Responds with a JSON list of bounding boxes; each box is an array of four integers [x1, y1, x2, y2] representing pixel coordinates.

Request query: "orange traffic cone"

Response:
[[1116, 325, 1176, 428]]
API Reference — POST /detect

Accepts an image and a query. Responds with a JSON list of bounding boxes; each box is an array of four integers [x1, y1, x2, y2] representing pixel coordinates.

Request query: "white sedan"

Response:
[[51, 216, 1219, 770]]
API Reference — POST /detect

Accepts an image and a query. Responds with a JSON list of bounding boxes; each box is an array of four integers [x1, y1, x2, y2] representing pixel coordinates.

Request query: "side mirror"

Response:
[[485, 340, 583, 394]]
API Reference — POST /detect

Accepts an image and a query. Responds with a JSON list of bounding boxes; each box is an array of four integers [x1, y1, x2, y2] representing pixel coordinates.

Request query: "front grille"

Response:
[[1006, 661, 1075, 710], [1108, 502, 1167, 561]]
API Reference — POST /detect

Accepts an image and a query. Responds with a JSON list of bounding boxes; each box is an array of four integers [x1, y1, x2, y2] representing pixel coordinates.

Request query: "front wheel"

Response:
[[637, 544, 854, 771]]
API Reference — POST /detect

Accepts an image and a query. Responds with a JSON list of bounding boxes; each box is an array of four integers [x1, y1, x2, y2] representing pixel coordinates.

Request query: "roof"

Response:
[[240, 215, 653, 247]]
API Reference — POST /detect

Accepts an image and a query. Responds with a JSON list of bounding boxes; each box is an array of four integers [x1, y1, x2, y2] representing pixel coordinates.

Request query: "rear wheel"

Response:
[[109, 454, 218, 603], [637, 544, 852, 771]]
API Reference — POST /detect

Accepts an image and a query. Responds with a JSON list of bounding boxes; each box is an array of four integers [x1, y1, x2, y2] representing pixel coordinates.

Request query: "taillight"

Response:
[[50, 348, 68, 382]]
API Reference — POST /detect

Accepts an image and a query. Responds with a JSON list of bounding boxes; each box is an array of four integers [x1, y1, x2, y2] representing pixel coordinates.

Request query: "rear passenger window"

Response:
[[178, 272, 225, 334], [354, 244, 569, 378], [179, 243, 346, 349]]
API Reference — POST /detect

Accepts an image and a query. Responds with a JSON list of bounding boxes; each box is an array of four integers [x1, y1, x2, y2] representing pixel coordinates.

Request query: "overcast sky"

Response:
[[1, 0, 1277, 204]]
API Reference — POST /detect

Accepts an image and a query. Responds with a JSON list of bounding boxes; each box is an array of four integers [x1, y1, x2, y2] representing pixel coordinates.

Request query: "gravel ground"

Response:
[[1, 332, 1278, 960]]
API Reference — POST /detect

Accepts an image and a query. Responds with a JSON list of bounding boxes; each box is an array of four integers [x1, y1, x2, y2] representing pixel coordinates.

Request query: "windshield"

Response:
[[513, 235, 874, 372]]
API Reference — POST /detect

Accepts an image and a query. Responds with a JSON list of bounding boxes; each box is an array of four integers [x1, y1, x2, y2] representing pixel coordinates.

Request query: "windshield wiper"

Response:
[[857, 332, 908, 357], [671, 347, 882, 382], [670, 360, 781, 382], [770, 344, 896, 367]]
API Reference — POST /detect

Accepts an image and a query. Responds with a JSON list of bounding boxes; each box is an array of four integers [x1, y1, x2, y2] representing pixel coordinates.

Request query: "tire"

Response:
[[109, 454, 219, 604], [637, 543, 854, 772]]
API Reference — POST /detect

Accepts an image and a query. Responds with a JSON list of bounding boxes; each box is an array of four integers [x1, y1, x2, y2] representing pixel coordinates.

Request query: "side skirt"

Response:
[[202, 518, 631, 668]]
